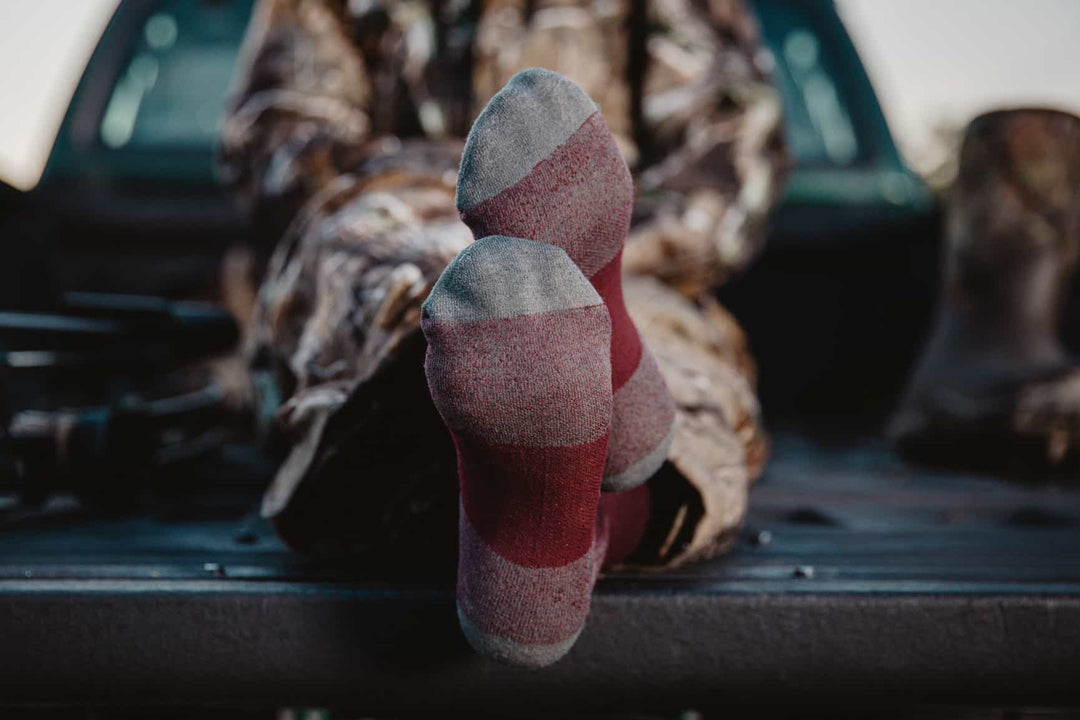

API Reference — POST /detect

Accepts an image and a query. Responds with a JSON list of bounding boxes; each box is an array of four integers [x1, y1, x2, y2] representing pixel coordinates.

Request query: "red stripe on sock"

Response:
[[598, 483, 651, 567], [423, 305, 612, 447], [590, 251, 643, 391], [455, 431, 608, 568]]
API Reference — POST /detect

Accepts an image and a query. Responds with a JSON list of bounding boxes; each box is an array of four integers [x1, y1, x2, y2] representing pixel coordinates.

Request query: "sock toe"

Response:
[[456, 68, 599, 213], [423, 234, 602, 323], [455, 69, 631, 277]]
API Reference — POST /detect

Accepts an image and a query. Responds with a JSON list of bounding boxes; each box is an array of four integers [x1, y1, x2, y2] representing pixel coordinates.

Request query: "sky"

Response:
[[0, 0, 118, 190], [3, 0, 1080, 189], [836, 0, 1080, 173]]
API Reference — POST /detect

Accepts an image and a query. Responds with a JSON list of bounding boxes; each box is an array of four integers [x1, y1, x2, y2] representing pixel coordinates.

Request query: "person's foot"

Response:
[[456, 68, 677, 492], [890, 108, 1080, 472], [422, 235, 612, 667]]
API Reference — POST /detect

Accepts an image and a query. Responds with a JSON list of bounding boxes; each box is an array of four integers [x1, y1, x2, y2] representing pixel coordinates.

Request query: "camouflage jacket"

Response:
[[220, 0, 786, 564]]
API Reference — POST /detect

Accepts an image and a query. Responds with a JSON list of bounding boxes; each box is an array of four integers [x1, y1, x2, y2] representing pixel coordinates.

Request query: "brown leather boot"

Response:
[[890, 108, 1080, 473]]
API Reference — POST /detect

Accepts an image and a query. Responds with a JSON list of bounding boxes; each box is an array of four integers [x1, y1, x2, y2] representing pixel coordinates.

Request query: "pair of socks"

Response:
[[421, 69, 676, 667]]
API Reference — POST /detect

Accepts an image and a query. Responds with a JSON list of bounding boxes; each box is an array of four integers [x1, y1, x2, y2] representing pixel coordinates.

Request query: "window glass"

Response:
[[753, 3, 862, 168], [100, 0, 252, 150]]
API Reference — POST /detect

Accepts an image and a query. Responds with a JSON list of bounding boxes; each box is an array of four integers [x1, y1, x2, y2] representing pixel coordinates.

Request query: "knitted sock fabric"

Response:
[[456, 68, 677, 492], [422, 235, 612, 668]]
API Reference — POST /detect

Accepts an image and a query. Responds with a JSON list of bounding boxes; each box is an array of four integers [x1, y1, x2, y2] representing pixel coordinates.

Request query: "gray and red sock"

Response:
[[422, 236, 612, 667], [456, 68, 677, 491], [422, 70, 670, 667]]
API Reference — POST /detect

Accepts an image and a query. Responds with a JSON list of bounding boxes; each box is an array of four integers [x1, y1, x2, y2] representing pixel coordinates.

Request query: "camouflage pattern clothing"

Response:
[[219, 0, 787, 566]]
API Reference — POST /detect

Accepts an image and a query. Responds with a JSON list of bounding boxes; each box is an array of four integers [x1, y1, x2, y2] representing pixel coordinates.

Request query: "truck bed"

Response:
[[3, 430, 1080, 713]]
